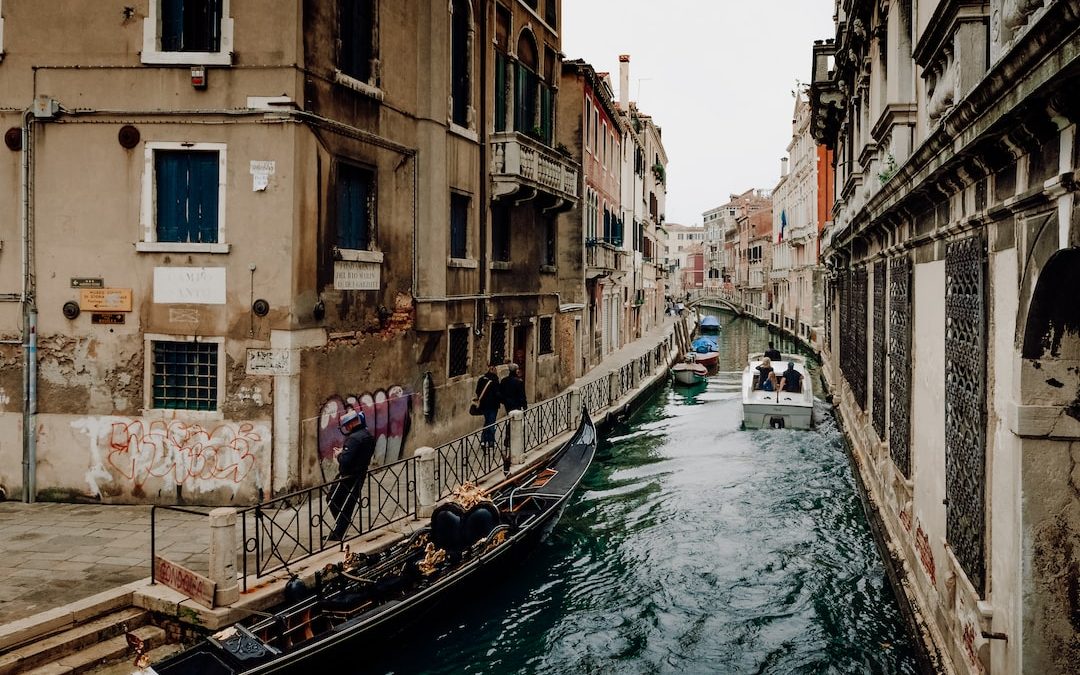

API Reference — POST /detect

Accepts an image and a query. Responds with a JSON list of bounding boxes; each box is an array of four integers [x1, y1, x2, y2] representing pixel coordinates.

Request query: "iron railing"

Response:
[[237, 456, 418, 590], [581, 376, 610, 413], [433, 417, 510, 499], [523, 392, 572, 450]]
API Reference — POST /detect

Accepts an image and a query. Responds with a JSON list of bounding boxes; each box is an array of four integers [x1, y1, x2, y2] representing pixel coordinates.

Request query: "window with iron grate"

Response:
[[448, 326, 470, 377], [151, 339, 219, 411], [539, 317, 553, 355], [490, 321, 507, 365]]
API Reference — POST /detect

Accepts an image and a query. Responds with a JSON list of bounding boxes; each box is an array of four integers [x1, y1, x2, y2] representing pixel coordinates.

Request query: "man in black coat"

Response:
[[328, 409, 376, 541], [476, 362, 502, 448], [500, 363, 527, 413], [764, 341, 782, 361]]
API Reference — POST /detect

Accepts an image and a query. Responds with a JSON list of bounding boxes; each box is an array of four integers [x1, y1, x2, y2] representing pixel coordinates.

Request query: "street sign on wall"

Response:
[[79, 288, 132, 312], [246, 348, 297, 376], [334, 261, 380, 290]]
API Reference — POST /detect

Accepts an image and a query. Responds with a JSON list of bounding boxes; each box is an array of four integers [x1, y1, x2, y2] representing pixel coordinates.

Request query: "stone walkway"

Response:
[[0, 318, 679, 628]]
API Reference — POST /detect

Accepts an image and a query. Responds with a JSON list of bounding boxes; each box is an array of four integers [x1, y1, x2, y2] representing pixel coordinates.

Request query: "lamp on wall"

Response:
[[422, 371, 435, 421], [313, 299, 326, 321]]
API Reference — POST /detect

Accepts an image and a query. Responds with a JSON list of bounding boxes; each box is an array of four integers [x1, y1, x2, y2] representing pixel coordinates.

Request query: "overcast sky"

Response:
[[562, 1, 835, 227]]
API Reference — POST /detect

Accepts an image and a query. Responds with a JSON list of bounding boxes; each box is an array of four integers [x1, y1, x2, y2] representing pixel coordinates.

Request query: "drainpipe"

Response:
[[478, 0, 490, 321], [20, 109, 37, 503]]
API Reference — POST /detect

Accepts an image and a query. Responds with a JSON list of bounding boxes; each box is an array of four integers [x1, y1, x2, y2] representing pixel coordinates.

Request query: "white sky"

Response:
[[562, 1, 835, 227]]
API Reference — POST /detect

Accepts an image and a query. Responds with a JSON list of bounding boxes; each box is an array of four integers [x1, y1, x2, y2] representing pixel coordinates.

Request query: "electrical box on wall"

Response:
[[191, 66, 207, 89], [32, 97, 59, 119]]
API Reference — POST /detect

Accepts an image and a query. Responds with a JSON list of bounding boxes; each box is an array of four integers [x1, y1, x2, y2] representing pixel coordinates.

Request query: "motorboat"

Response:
[[671, 359, 708, 386], [699, 315, 721, 333], [690, 336, 719, 368], [741, 354, 814, 429], [146, 410, 597, 675]]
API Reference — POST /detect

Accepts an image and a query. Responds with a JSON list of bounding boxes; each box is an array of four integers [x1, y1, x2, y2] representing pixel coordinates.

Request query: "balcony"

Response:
[[585, 240, 624, 279], [491, 132, 579, 206], [786, 223, 816, 245]]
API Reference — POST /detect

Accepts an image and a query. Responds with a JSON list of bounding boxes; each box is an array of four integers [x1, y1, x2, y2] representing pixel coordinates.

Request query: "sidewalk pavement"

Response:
[[0, 318, 679, 629]]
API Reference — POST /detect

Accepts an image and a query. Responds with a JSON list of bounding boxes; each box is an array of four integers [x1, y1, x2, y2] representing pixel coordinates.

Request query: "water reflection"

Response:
[[370, 313, 918, 675]]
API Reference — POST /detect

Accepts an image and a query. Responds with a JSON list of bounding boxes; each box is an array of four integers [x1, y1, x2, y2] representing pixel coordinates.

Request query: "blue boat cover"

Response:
[[692, 336, 718, 353], [700, 316, 720, 328]]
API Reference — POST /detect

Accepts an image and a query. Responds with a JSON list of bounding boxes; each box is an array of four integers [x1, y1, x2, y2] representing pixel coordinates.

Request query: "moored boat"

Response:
[[741, 354, 814, 429], [147, 409, 598, 675], [690, 336, 719, 368], [671, 360, 708, 386], [699, 315, 721, 333]]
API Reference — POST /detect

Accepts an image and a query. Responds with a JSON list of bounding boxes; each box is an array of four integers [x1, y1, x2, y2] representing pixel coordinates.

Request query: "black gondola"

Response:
[[148, 408, 597, 675]]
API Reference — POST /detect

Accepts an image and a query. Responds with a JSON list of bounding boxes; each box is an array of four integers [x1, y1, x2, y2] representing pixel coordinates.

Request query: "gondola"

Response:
[[147, 408, 597, 675]]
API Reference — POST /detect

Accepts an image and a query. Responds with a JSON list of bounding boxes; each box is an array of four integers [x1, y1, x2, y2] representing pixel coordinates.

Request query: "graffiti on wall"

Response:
[[318, 386, 412, 480], [76, 417, 267, 497], [914, 518, 937, 585]]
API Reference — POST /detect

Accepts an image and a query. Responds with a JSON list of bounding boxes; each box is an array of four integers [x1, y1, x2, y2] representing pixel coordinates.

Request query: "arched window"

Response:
[[515, 30, 540, 139], [450, 0, 473, 128]]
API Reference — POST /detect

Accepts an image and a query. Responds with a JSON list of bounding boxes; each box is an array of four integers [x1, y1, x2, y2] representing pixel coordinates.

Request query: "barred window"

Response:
[[490, 321, 507, 365], [448, 326, 470, 377], [539, 317, 553, 355], [151, 339, 219, 410]]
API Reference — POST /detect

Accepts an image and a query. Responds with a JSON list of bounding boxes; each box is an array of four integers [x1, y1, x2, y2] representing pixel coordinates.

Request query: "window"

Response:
[[543, 217, 556, 267], [335, 162, 376, 251], [149, 337, 222, 411], [340, 0, 376, 84], [492, 204, 510, 262], [538, 317, 553, 355], [544, 0, 557, 26], [142, 0, 233, 65], [515, 32, 540, 139], [450, 0, 473, 128], [140, 143, 227, 252], [490, 321, 507, 365], [0, 1, 6, 63], [450, 192, 469, 259], [448, 326, 470, 377]]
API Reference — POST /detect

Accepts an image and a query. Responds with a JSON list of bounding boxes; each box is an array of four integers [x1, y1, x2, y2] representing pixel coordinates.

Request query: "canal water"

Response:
[[371, 314, 920, 674]]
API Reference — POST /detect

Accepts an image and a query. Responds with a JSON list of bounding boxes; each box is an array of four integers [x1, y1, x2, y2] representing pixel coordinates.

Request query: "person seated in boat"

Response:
[[780, 362, 803, 393], [756, 357, 779, 391], [764, 342, 781, 361]]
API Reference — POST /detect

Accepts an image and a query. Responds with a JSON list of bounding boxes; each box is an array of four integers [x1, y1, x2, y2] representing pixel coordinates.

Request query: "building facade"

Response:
[[810, 0, 1080, 672], [0, 0, 580, 505]]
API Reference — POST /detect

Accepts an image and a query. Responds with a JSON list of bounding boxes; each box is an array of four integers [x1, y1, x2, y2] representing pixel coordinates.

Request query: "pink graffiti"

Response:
[[107, 419, 260, 488], [318, 387, 412, 479]]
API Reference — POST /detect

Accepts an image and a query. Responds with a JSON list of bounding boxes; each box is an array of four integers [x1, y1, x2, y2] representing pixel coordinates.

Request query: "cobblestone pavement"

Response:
[[0, 318, 679, 628], [0, 502, 210, 624]]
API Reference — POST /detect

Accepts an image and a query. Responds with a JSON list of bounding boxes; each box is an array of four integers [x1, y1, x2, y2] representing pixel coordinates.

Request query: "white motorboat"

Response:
[[741, 353, 814, 429]]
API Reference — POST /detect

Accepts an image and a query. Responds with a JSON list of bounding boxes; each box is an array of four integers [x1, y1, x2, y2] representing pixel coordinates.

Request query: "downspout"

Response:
[[20, 109, 37, 503], [478, 0, 489, 316]]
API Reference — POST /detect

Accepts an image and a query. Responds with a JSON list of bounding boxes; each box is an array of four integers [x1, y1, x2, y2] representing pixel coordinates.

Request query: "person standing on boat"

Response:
[[757, 357, 779, 392], [476, 362, 502, 448], [764, 342, 782, 361], [328, 409, 376, 541], [780, 362, 803, 393]]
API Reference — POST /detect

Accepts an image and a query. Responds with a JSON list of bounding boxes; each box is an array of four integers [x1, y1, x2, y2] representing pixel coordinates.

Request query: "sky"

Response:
[[562, 1, 836, 227]]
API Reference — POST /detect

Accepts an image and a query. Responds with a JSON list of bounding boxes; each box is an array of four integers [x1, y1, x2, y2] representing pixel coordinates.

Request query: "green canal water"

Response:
[[371, 314, 920, 674]]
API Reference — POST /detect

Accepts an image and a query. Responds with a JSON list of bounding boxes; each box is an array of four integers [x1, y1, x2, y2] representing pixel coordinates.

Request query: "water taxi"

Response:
[[741, 354, 813, 429]]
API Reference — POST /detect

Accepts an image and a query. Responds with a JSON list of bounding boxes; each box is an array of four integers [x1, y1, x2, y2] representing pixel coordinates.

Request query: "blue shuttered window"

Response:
[[155, 150, 219, 244], [161, 0, 222, 52], [336, 162, 374, 250]]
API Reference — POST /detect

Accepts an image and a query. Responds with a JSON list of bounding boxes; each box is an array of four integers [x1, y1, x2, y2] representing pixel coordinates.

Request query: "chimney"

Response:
[[619, 54, 630, 110], [781, 157, 789, 177]]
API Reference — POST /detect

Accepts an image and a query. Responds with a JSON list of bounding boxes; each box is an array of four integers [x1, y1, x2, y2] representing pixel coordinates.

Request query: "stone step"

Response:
[[20, 626, 166, 675], [80, 642, 185, 675], [0, 608, 149, 675]]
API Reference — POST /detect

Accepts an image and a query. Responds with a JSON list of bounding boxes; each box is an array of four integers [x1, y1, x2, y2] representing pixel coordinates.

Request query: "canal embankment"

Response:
[[0, 319, 685, 672]]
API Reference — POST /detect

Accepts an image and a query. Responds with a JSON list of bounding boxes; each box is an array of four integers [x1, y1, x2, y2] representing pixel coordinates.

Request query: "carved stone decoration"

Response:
[[873, 261, 887, 441], [889, 255, 912, 477], [945, 233, 987, 595]]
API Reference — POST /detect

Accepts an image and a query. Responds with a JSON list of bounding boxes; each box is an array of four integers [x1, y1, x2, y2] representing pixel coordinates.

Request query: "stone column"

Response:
[[568, 386, 581, 428], [608, 370, 619, 406], [509, 410, 525, 466], [414, 446, 438, 517], [270, 328, 327, 495], [209, 507, 239, 606]]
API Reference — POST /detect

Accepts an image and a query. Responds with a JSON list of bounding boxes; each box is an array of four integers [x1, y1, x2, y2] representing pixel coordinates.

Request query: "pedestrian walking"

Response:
[[476, 362, 502, 448], [499, 364, 527, 475], [327, 409, 376, 541]]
